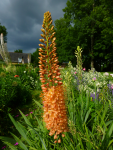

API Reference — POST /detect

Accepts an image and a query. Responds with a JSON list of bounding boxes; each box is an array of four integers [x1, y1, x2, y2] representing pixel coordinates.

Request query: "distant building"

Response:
[[0, 32, 31, 64], [0, 52, 31, 64]]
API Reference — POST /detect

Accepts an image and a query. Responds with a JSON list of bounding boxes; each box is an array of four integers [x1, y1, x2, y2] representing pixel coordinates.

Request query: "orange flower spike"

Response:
[[39, 11, 69, 143], [39, 11, 61, 88]]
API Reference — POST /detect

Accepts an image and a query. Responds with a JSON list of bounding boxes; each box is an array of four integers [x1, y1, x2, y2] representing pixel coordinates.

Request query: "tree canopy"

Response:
[[51, 0, 113, 71], [14, 49, 23, 53], [0, 23, 8, 44]]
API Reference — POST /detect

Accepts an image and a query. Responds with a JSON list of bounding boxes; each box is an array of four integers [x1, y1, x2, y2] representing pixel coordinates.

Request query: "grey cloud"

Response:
[[0, 0, 68, 54]]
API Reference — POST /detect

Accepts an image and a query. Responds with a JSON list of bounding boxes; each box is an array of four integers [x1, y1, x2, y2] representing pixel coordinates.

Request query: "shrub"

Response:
[[0, 75, 32, 110]]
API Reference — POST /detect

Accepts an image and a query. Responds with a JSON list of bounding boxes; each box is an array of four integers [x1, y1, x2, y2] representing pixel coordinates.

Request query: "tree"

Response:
[[0, 23, 8, 44], [0, 24, 10, 65], [14, 49, 23, 53], [31, 48, 46, 67], [53, 17, 77, 66], [0, 33, 11, 66], [61, 0, 113, 71]]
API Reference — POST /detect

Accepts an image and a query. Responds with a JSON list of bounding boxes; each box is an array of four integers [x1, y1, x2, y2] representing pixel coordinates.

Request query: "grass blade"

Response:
[[18, 109, 36, 138], [101, 121, 113, 149], [33, 99, 43, 108], [9, 132, 28, 150], [1, 141, 18, 150], [8, 113, 32, 146], [84, 108, 91, 125], [0, 136, 17, 145], [25, 123, 48, 150]]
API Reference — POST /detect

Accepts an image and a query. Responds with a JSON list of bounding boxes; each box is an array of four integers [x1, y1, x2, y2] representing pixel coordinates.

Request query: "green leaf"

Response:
[[77, 132, 85, 150], [8, 113, 32, 146], [33, 99, 43, 108], [84, 108, 91, 125], [107, 139, 113, 149], [101, 121, 113, 149], [9, 132, 28, 150], [84, 124, 92, 149], [28, 146, 40, 150], [18, 109, 36, 139], [25, 123, 48, 150], [1, 141, 18, 150], [0, 136, 17, 145]]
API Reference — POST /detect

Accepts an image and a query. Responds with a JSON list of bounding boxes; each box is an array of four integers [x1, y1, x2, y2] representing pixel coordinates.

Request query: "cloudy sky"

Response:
[[0, 0, 73, 55]]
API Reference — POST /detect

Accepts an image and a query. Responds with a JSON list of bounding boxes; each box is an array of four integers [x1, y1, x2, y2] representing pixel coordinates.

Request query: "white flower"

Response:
[[30, 77, 33, 80], [110, 74, 113, 77], [24, 71, 26, 73], [104, 72, 109, 76], [96, 82, 100, 86]]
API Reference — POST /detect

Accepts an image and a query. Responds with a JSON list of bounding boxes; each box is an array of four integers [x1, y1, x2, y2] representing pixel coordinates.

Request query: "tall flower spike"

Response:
[[39, 11, 69, 143], [39, 11, 63, 93]]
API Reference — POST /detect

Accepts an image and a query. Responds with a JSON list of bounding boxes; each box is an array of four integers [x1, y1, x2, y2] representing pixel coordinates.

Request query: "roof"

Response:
[[0, 52, 31, 63]]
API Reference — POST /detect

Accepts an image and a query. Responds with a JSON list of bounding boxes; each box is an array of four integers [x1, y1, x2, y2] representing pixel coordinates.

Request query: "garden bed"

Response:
[[0, 63, 113, 149]]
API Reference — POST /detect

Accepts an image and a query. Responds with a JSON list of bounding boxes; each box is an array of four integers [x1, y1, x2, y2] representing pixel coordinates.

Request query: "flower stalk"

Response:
[[38, 11, 69, 143], [75, 46, 83, 93]]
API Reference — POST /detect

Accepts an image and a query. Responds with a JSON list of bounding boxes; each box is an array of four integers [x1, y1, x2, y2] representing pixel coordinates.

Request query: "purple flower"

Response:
[[14, 142, 18, 146], [25, 114, 28, 116], [2, 146, 6, 149], [30, 112, 33, 114], [15, 115, 19, 117]]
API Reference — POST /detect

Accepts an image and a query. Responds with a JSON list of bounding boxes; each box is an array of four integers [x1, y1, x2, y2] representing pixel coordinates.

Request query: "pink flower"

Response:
[[74, 72, 77, 74], [111, 85, 113, 89], [2, 146, 6, 149], [83, 68, 86, 71], [14, 142, 18, 146], [105, 72, 109, 76], [93, 77, 96, 81]]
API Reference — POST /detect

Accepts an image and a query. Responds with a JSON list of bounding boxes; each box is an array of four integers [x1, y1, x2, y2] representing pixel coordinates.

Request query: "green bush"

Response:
[[0, 75, 32, 110]]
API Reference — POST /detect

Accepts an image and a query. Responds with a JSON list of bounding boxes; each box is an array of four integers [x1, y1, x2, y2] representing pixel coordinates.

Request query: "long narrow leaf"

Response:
[[8, 113, 32, 146], [25, 123, 48, 150], [77, 132, 85, 150], [1, 141, 18, 150], [107, 139, 113, 149], [84, 108, 91, 125], [0, 136, 17, 145], [84, 124, 92, 149], [18, 109, 36, 139], [33, 99, 43, 108], [9, 132, 28, 150], [101, 121, 113, 149]]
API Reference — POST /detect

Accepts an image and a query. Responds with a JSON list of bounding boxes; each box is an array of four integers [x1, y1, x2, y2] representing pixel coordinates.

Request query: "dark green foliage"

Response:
[[31, 48, 40, 68], [53, 18, 76, 66], [0, 75, 33, 144], [0, 23, 8, 43], [51, 0, 113, 71], [98, 85, 110, 104], [0, 76, 32, 109], [98, 85, 113, 121], [14, 49, 23, 53], [14, 63, 27, 68]]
